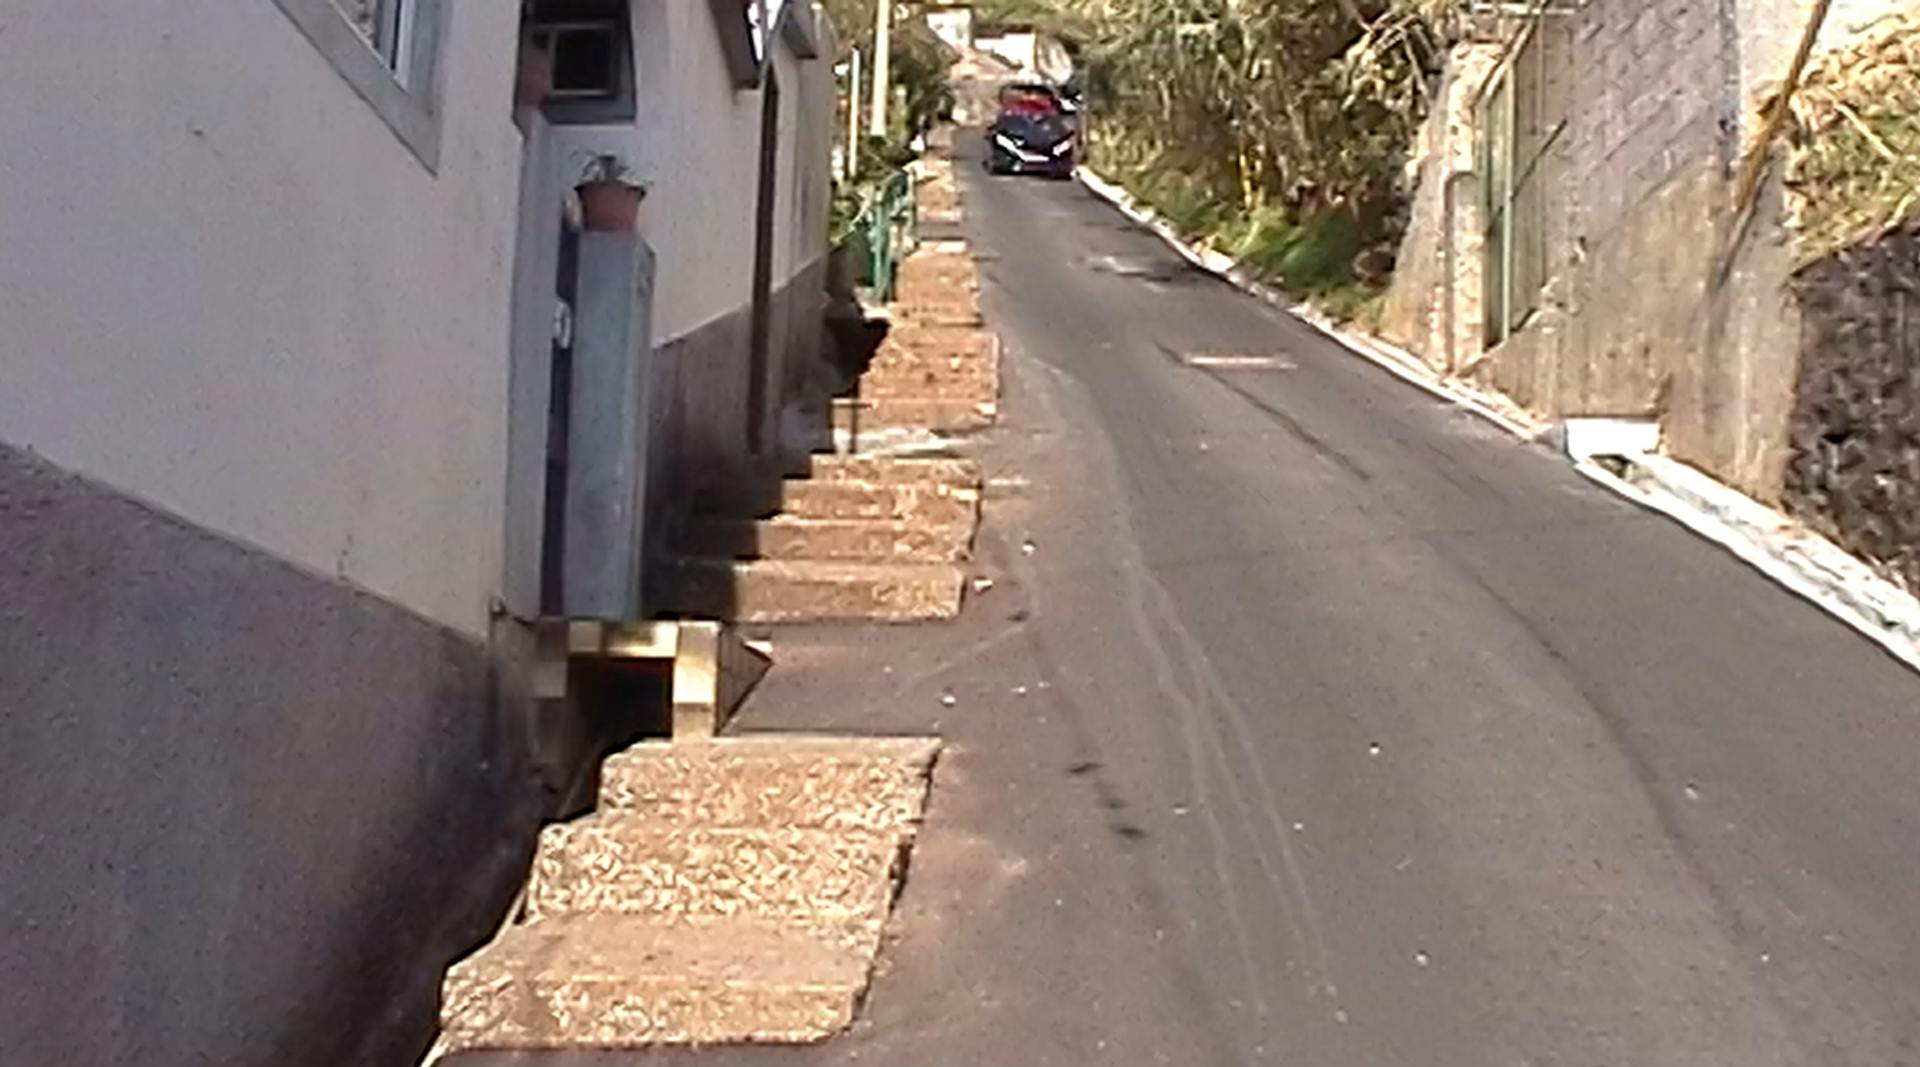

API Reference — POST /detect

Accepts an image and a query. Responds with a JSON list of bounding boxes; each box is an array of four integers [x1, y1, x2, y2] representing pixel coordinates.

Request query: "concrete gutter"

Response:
[[1075, 165, 1920, 679]]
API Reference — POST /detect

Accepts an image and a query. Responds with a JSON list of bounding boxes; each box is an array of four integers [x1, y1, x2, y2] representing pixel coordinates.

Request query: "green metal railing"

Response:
[[857, 169, 917, 301]]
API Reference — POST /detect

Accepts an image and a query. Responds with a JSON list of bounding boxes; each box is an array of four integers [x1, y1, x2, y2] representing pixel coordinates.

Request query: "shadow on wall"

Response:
[[641, 259, 840, 606], [0, 445, 555, 1067]]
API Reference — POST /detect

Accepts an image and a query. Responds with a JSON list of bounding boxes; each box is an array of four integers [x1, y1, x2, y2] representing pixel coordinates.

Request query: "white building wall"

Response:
[[927, 7, 977, 51], [644, 1, 767, 345], [0, 0, 524, 636]]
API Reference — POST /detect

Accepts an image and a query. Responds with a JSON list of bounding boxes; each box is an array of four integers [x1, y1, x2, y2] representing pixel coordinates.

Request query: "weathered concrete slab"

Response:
[[832, 396, 998, 436], [526, 824, 901, 927], [877, 324, 999, 361], [437, 913, 871, 1051], [807, 454, 982, 488], [892, 299, 984, 328], [594, 736, 942, 829], [773, 477, 981, 526], [436, 736, 941, 1055], [684, 515, 975, 563], [858, 358, 1000, 402], [657, 558, 967, 623], [897, 253, 979, 294]]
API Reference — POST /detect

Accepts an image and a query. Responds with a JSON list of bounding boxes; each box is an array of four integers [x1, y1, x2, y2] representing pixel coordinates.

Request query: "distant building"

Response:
[[926, 4, 976, 51], [974, 28, 1073, 84]]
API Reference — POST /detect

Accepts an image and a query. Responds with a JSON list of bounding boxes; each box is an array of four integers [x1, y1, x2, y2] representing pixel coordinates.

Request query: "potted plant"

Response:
[[576, 155, 645, 233]]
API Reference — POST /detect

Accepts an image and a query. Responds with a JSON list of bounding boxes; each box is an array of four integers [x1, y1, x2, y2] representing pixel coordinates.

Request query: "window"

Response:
[[525, 1, 637, 124], [273, 0, 446, 168], [333, 0, 415, 81]]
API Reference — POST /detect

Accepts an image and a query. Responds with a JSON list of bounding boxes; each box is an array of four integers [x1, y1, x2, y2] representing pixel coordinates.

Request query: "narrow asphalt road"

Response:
[[463, 136, 1920, 1067]]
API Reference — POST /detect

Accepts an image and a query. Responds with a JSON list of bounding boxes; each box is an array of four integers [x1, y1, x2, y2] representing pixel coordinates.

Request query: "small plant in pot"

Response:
[[576, 155, 645, 233]]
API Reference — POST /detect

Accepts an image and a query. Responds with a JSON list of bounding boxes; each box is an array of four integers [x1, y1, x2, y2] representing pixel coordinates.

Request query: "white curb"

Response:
[[1076, 166, 1920, 678], [1074, 166, 1543, 441], [1578, 454, 1920, 674]]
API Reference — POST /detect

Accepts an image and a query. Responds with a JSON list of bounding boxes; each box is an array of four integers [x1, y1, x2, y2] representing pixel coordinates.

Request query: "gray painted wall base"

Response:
[[646, 257, 831, 550], [0, 443, 544, 1066]]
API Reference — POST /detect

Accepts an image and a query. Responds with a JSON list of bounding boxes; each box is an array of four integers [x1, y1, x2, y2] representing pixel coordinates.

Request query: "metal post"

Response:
[[848, 48, 863, 177], [868, 0, 892, 138], [1733, 0, 1834, 216]]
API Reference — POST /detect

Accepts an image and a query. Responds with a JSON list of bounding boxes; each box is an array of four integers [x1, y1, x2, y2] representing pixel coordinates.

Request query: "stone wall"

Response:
[[1784, 222, 1920, 590], [1380, 44, 1499, 376], [1388, 0, 1738, 419]]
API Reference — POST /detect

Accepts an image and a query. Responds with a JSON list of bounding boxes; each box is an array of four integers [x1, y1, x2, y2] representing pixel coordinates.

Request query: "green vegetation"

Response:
[[819, 0, 956, 149], [817, 0, 1451, 323], [1096, 135, 1390, 326], [981, 0, 1449, 324], [819, 0, 958, 252], [831, 136, 917, 247]]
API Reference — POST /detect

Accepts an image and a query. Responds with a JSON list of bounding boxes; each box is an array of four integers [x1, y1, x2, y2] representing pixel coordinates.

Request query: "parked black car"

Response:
[[985, 98, 1077, 179]]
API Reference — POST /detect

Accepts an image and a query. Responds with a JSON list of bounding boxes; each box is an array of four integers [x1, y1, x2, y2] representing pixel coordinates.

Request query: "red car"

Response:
[[986, 83, 1077, 179]]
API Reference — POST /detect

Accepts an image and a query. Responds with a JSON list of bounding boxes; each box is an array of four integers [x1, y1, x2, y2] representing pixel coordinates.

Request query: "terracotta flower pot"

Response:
[[578, 180, 644, 233]]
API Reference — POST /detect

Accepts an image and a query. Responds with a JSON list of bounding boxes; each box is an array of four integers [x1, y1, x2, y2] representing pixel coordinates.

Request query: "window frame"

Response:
[[524, 6, 638, 125], [272, 0, 448, 170]]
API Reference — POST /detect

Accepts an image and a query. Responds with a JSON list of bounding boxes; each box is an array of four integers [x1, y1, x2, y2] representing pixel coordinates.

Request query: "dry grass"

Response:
[[1776, 8, 1920, 261]]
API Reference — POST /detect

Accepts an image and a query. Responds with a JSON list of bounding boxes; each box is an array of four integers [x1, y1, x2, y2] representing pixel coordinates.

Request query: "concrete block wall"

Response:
[[1525, 0, 1729, 420], [1384, 0, 1848, 501], [1564, 0, 1729, 241]]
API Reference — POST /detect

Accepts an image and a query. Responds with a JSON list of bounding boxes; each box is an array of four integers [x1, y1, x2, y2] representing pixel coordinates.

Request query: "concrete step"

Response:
[[832, 396, 996, 436], [655, 558, 967, 623], [682, 515, 974, 563], [438, 912, 873, 1051], [594, 736, 941, 829], [858, 360, 999, 401], [892, 299, 983, 329], [897, 252, 977, 288], [879, 324, 998, 362], [773, 477, 980, 526], [807, 453, 981, 488], [526, 823, 903, 928]]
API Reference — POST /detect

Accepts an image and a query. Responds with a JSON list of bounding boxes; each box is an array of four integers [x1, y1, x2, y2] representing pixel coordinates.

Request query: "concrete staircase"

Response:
[[436, 737, 940, 1054], [431, 135, 987, 1063], [832, 250, 1001, 446], [650, 166, 1000, 627]]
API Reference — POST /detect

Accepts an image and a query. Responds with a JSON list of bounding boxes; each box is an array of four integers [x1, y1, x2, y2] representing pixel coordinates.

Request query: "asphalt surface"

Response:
[[461, 136, 1920, 1067]]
